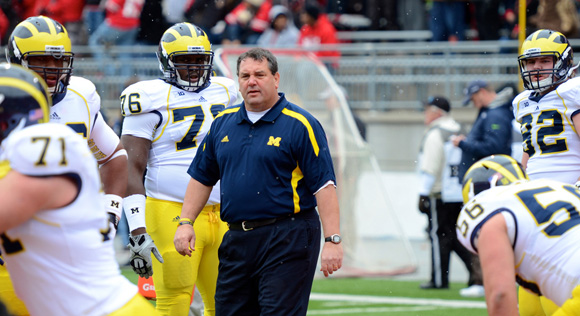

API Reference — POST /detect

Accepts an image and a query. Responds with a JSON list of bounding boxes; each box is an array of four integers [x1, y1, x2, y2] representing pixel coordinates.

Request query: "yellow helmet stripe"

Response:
[[0, 77, 49, 123], [470, 160, 520, 182], [41, 15, 57, 35], [20, 21, 39, 36], [186, 23, 197, 37], [166, 28, 182, 40], [525, 31, 567, 55], [20, 16, 57, 36]]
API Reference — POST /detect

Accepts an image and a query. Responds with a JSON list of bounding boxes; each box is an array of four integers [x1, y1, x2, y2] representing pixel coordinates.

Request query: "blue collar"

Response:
[[51, 87, 67, 106]]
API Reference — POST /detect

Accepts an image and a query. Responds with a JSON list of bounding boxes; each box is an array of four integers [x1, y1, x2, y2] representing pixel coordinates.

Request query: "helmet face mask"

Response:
[[170, 52, 213, 91], [157, 23, 213, 93], [461, 155, 528, 204], [0, 63, 51, 145], [518, 29, 573, 93], [23, 53, 73, 95], [7, 16, 74, 96]]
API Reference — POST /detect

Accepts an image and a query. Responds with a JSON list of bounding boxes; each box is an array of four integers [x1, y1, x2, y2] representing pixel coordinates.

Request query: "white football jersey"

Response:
[[121, 77, 238, 203], [512, 77, 580, 183], [0, 123, 137, 316], [50, 76, 119, 162], [457, 179, 580, 306]]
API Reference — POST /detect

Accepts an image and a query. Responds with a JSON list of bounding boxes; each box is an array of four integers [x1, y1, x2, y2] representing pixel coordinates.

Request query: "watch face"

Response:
[[332, 235, 341, 243]]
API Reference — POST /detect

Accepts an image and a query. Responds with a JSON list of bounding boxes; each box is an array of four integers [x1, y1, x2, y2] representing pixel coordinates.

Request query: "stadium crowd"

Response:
[[2, 0, 580, 49]]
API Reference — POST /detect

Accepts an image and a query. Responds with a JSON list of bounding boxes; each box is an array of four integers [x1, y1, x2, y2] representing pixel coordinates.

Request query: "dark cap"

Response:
[[463, 80, 488, 105], [304, 4, 320, 20], [427, 95, 450, 113]]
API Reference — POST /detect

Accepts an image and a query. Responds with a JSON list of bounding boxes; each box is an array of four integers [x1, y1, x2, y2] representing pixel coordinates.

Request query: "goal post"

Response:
[[215, 48, 417, 277]]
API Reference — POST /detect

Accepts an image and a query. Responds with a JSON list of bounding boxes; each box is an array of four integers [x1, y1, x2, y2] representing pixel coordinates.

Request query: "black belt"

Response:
[[228, 214, 292, 231]]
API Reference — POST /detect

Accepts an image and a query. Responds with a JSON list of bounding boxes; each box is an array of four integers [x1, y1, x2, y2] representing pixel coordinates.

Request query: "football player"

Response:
[[120, 22, 237, 316], [0, 63, 157, 315], [457, 154, 580, 316], [513, 29, 580, 184], [6, 15, 127, 232]]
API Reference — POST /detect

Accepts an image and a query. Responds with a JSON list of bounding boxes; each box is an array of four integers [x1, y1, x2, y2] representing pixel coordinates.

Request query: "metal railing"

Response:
[[4, 39, 580, 112]]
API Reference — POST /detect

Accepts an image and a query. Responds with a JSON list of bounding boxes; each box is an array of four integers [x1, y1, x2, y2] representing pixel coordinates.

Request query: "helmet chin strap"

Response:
[[568, 61, 580, 78], [530, 76, 554, 93], [176, 69, 207, 92]]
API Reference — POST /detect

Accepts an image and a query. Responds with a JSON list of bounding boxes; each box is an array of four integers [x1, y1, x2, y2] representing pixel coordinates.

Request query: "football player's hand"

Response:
[[418, 195, 431, 214], [128, 233, 164, 278], [174, 224, 196, 257]]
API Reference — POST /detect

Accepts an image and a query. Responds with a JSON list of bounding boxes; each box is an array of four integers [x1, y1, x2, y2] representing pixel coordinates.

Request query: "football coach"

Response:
[[174, 47, 343, 315]]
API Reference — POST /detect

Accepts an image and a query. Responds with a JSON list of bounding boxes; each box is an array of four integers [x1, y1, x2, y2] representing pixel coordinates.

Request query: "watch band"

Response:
[[324, 234, 341, 244]]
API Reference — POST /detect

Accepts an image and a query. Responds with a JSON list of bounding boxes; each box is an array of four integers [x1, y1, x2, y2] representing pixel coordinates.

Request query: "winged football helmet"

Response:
[[462, 155, 528, 204], [0, 63, 51, 145], [518, 29, 574, 93], [6, 15, 74, 96], [157, 22, 213, 92]]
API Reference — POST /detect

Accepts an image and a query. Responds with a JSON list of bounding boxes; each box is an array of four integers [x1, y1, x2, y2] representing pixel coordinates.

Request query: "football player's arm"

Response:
[[521, 152, 529, 170], [316, 184, 343, 277], [121, 134, 151, 236], [477, 213, 518, 316], [0, 171, 77, 233], [174, 178, 212, 257], [91, 113, 128, 225], [121, 133, 163, 278]]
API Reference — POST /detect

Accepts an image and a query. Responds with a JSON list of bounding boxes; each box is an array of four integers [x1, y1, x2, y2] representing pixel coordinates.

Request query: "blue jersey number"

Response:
[[0, 233, 23, 255], [521, 110, 567, 157], [173, 106, 205, 151], [516, 185, 580, 237]]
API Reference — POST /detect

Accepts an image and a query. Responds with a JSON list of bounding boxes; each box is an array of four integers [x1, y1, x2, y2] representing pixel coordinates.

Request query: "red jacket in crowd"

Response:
[[104, 0, 144, 30], [298, 14, 340, 59]]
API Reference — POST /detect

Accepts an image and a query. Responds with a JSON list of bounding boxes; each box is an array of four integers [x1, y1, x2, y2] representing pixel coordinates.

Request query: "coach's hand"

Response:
[[418, 195, 431, 214], [128, 233, 164, 279], [320, 243, 343, 277], [174, 224, 196, 257]]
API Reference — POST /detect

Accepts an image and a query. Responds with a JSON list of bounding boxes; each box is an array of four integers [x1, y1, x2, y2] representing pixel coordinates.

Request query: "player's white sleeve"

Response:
[[501, 212, 517, 246], [121, 111, 162, 140], [89, 112, 121, 163]]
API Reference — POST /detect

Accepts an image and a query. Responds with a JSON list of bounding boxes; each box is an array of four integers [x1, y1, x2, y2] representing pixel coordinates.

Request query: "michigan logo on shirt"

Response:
[[267, 136, 281, 147]]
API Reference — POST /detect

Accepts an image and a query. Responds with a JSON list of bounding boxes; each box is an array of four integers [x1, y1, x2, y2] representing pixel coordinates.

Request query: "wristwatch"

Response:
[[324, 234, 342, 244]]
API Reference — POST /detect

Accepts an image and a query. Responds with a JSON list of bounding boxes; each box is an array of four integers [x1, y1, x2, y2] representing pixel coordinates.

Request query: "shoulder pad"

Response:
[[120, 79, 167, 117], [6, 123, 95, 177]]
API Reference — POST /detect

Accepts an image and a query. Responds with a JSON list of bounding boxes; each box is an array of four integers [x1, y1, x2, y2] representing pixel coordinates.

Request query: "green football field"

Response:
[[121, 267, 487, 315]]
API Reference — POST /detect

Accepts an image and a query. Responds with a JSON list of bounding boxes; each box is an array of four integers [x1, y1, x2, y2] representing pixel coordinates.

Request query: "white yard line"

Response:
[[310, 293, 487, 309], [307, 306, 442, 315]]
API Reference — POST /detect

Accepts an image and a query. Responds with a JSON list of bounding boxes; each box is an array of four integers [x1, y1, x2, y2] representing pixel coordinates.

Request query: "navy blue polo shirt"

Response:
[[188, 93, 336, 223]]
